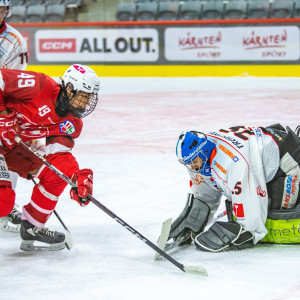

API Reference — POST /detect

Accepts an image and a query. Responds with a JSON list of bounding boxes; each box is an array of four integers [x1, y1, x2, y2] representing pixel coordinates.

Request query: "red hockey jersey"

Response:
[[0, 69, 83, 141], [0, 69, 83, 177]]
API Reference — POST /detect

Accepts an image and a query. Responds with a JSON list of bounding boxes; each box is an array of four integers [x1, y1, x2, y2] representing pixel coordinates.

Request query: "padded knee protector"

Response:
[[169, 193, 210, 241]]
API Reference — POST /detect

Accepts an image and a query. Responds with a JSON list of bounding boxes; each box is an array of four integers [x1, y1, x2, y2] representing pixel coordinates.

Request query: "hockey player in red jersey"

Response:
[[0, 64, 100, 250]]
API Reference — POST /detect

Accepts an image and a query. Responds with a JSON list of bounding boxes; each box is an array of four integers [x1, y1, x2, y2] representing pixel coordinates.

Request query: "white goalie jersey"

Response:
[[188, 126, 281, 244], [0, 21, 28, 70]]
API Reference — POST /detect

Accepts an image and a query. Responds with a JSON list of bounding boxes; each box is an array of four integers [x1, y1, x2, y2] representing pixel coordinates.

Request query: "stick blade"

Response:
[[154, 218, 172, 260], [64, 230, 73, 250], [184, 265, 208, 276]]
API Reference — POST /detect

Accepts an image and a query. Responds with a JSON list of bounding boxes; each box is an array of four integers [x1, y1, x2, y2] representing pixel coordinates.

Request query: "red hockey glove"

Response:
[[70, 169, 93, 207], [0, 110, 19, 149]]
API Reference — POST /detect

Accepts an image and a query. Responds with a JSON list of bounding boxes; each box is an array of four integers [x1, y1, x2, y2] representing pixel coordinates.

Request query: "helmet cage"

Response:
[[60, 79, 99, 119], [60, 64, 100, 118], [69, 91, 98, 119], [176, 131, 216, 176]]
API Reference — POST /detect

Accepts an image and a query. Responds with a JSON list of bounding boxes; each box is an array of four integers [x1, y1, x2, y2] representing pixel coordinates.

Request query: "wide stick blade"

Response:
[[184, 265, 208, 276], [154, 218, 172, 260]]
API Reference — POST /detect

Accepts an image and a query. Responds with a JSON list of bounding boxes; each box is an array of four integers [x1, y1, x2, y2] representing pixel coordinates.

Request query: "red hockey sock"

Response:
[[0, 185, 15, 217]]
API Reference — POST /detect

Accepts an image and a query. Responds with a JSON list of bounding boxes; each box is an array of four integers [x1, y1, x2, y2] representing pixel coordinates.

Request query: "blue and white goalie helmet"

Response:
[[176, 131, 216, 176], [0, 0, 12, 19]]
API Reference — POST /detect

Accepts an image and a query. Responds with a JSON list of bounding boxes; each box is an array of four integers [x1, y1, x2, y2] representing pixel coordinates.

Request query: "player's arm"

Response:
[[194, 164, 268, 252], [41, 135, 93, 207], [6, 35, 28, 70], [0, 88, 19, 149], [230, 169, 269, 243]]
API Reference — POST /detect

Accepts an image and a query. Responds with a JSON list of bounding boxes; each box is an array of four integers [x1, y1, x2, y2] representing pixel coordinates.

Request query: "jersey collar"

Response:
[[210, 148, 217, 165], [0, 21, 7, 35]]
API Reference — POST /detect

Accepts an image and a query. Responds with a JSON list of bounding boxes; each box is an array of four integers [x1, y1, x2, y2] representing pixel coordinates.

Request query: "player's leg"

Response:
[[20, 152, 78, 251], [0, 153, 17, 230]]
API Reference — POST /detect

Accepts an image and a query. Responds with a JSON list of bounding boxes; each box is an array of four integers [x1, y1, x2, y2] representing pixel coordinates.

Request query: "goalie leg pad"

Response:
[[168, 193, 210, 241], [194, 221, 254, 253]]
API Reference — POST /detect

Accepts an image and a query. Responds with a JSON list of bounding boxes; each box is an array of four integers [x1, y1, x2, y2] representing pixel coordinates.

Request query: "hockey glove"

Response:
[[194, 221, 254, 253], [0, 110, 20, 149], [70, 169, 93, 207]]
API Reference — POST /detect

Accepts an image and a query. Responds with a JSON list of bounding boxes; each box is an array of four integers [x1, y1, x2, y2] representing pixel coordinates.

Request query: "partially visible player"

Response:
[[0, 0, 29, 231], [0, 0, 28, 70], [168, 125, 300, 252], [0, 64, 100, 251]]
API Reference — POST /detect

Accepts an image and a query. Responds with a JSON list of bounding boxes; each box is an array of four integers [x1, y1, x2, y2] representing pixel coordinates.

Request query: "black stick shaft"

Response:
[[88, 195, 186, 272], [16, 137, 187, 273]]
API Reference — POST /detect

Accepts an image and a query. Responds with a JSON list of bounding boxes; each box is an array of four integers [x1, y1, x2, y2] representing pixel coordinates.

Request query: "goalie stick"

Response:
[[15, 136, 208, 276]]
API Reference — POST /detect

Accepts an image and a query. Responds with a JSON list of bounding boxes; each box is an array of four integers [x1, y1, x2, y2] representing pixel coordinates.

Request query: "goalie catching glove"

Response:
[[168, 193, 210, 246], [194, 221, 254, 253], [0, 110, 20, 149], [70, 169, 93, 207]]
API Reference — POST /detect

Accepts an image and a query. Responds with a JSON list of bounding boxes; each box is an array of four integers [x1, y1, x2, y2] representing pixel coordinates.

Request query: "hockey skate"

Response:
[[0, 206, 22, 232], [20, 220, 66, 251]]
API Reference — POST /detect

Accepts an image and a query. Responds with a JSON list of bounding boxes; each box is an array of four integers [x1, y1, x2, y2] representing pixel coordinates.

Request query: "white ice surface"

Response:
[[1, 77, 300, 300]]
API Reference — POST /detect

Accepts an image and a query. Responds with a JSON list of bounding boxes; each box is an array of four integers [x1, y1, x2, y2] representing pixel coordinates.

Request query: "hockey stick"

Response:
[[31, 178, 73, 250], [15, 136, 207, 276]]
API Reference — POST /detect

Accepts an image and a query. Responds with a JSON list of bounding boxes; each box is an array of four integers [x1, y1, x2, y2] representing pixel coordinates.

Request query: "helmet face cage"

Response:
[[0, 0, 11, 18], [69, 92, 99, 118], [61, 64, 100, 118], [176, 131, 216, 176]]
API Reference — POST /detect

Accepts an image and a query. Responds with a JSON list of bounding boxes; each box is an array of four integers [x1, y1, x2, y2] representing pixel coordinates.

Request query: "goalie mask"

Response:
[[57, 64, 100, 118], [0, 0, 12, 18], [176, 131, 216, 176]]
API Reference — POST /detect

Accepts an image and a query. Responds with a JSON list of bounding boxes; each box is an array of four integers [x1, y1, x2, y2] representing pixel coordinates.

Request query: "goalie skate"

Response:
[[0, 207, 22, 233], [20, 220, 66, 251]]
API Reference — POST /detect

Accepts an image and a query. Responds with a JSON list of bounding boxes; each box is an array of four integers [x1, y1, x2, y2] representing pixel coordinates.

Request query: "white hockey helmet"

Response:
[[61, 64, 100, 118], [62, 64, 100, 95], [0, 0, 12, 19]]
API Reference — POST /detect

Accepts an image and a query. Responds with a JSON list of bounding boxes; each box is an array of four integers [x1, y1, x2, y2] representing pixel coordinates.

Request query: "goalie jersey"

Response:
[[188, 126, 291, 244]]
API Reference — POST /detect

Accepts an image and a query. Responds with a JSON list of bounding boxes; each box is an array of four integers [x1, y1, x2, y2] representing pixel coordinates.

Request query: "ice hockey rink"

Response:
[[2, 76, 300, 300]]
